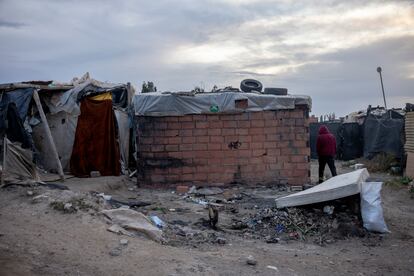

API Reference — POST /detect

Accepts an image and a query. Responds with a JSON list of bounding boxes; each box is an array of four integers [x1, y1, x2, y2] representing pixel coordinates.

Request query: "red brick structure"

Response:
[[136, 106, 310, 187]]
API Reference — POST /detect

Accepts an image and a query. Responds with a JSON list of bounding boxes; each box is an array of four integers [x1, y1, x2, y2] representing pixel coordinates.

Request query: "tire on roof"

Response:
[[240, 79, 263, 93]]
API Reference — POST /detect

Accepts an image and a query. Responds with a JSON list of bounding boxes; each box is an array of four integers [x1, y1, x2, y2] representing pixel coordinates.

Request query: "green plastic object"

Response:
[[210, 105, 219, 113]]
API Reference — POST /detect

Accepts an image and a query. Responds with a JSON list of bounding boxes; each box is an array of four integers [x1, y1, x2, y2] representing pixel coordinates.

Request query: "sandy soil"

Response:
[[0, 161, 413, 276]]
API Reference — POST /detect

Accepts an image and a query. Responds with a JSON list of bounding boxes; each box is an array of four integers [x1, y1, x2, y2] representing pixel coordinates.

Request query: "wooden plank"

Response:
[[33, 90, 65, 181], [406, 152, 414, 178]]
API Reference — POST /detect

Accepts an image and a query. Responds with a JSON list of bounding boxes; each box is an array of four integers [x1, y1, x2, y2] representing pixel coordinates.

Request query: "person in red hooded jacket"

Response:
[[316, 125, 337, 183]]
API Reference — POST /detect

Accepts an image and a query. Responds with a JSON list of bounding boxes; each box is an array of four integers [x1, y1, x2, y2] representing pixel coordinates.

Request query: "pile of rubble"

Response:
[[230, 205, 366, 245]]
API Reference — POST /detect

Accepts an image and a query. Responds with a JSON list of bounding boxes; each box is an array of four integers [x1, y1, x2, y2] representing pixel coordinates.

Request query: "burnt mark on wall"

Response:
[[288, 140, 299, 154], [233, 165, 242, 182], [144, 157, 185, 169], [228, 141, 241, 149]]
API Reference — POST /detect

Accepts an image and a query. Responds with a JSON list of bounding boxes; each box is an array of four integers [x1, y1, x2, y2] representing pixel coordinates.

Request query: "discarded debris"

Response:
[[190, 187, 224, 196], [230, 204, 366, 245], [323, 205, 335, 215], [119, 239, 129, 246], [360, 182, 389, 233], [267, 265, 279, 271], [107, 225, 134, 237], [40, 182, 69, 190], [275, 169, 370, 208], [109, 247, 122, 257], [90, 171, 101, 178], [150, 215, 166, 229], [32, 194, 49, 204], [246, 255, 257, 266], [102, 208, 163, 242], [208, 205, 219, 229]]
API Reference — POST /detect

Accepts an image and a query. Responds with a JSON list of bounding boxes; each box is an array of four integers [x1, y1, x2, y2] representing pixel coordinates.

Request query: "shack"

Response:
[[0, 74, 134, 182], [133, 91, 312, 187]]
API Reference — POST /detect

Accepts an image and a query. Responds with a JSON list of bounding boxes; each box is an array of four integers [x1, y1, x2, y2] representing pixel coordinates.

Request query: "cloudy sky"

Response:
[[0, 0, 413, 116]]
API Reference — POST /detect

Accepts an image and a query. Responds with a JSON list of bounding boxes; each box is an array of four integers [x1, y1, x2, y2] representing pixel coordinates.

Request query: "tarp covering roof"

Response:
[[133, 91, 311, 116]]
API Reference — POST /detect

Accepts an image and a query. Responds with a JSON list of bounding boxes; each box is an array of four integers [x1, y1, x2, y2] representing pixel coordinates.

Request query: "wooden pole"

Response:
[[32, 90, 65, 181]]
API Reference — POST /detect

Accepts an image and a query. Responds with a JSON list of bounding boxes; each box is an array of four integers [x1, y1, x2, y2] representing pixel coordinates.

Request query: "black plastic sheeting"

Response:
[[363, 111, 405, 160], [76, 84, 128, 108], [0, 88, 34, 148], [310, 122, 363, 161], [338, 123, 363, 161]]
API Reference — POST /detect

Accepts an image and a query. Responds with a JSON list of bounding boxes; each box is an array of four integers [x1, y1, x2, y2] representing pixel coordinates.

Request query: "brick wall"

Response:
[[136, 107, 310, 187]]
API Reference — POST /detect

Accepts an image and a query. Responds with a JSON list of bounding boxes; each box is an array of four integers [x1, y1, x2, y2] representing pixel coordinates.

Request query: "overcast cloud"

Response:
[[0, 0, 413, 116]]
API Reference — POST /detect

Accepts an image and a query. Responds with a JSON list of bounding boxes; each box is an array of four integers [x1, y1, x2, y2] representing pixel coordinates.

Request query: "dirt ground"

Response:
[[0, 161, 413, 276]]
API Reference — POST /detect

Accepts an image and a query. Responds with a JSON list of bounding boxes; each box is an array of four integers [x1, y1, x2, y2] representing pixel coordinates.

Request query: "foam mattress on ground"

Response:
[[275, 169, 370, 208]]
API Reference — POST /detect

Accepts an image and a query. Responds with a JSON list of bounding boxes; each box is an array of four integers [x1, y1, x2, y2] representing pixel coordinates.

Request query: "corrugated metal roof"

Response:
[[406, 112, 414, 152]]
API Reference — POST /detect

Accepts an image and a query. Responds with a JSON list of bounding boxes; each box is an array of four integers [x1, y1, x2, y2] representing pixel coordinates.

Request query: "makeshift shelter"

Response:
[[363, 110, 405, 160], [133, 91, 312, 187], [0, 74, 134, 182]]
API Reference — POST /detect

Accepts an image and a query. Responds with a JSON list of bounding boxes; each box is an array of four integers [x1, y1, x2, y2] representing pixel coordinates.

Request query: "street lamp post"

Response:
[[376, 66, 387, 110]]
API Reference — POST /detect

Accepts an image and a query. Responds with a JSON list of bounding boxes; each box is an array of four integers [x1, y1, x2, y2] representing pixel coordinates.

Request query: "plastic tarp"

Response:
[[0, 88, 34, 122], [0, 89, 34, 149], [363, 113, 404, 159], [32, 111, 78, 172], [45, 79, 125, 115], [133, 92, 311, 116], [114, 110, 130, 173], [2, 138, 40, 182], [337, 123, 363, 161]]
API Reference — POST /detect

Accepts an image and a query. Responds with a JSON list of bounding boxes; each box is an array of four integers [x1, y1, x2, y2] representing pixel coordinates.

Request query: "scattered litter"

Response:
[[246, 255, 257, 266], [90, 171, 101, 177], [290, 186, 303, 192], [128, 170, 137, 178], [120, 239, 129, 246], [64, 203, 73, 211], [26, 190, 34, 196], [40, 182, 69, 190], [267, 265, 279, 271], [108, 198, 151, 209], [230, 204, 366, 245], [323, 205, 335, 215], [102, 208, 163, 242], [150, 215, 166, 229], [32, 194, 49, 203], [97, 193, 112, 201], [190, 187, 224, 196], [189, 197, 208, 206], [107, 224, 134, 237], [188, 185, 197, 194], [109, 247, 122, 257], [351, 164, 365, 170]]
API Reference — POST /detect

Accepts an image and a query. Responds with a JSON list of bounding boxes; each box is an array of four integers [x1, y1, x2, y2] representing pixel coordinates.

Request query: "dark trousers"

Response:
[[318, 156, 337, 183]]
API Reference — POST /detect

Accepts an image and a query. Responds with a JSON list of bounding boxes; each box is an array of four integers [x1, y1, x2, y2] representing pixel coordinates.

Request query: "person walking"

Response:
[[316, 125, 337, 183]]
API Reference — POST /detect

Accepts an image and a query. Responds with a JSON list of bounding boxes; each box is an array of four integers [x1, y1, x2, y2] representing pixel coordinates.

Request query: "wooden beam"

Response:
[[0, 83, 73, 91], [32, 90, 65, 181]]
